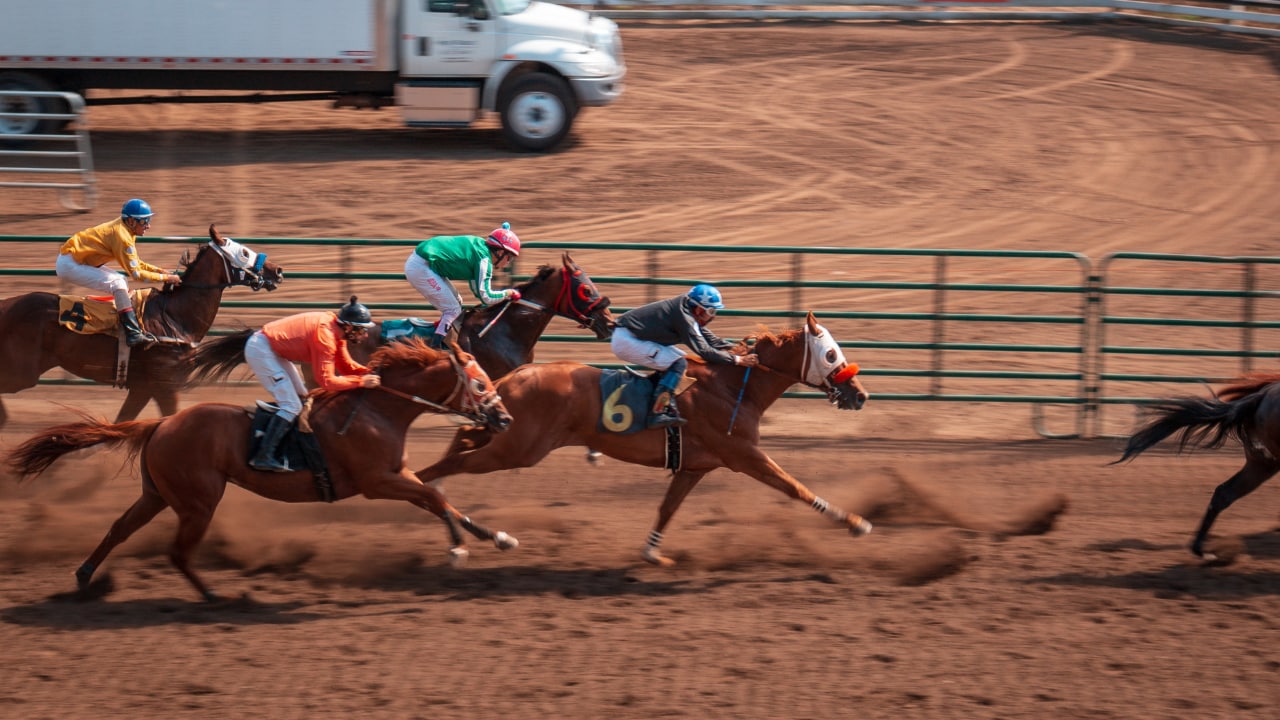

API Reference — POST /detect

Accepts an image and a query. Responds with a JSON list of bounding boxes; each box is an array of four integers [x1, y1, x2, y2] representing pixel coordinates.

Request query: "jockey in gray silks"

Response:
[[610, 284, 759, 429]]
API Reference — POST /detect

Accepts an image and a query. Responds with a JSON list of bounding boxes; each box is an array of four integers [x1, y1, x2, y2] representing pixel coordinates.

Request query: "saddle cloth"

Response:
[[57, 290, 149, 336], [597, 368, 695, 435], [381, 317, 437, 344]]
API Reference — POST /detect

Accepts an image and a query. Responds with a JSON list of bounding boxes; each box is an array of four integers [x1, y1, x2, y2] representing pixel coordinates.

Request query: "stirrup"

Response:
[[647, 410, 687, 429]]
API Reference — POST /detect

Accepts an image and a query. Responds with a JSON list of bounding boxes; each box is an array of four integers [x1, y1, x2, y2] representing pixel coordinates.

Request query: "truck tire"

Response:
[[499, 73, 577, 153], [0, 72, 70, 138]]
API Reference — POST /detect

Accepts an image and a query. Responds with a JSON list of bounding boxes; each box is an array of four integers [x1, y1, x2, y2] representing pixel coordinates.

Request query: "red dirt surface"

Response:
[[1, 22, 1279, 719]]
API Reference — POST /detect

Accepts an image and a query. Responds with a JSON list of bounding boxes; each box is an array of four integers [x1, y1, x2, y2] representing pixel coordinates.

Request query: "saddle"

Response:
[[246, 402, 336, 502]]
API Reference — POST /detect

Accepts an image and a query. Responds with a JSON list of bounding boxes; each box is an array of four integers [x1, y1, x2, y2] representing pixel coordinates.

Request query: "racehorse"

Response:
[[0, 225, 284, 430], [1115, 372, 1280, 560], [333, 251, 613, 381], [416, 311, 874, 566], [6, 339, 513, 602]]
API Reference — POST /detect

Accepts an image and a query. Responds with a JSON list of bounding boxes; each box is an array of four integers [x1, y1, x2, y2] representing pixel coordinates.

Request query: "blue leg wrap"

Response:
[[658, 358, 687, 393]]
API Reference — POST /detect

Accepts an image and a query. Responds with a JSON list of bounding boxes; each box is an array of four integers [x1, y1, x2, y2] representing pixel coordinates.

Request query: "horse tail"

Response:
[[184, 328, 254, 388], [1114, 391, 1267, 464], [1216, 372, 1280, 402], [6, 417, 163, 481]]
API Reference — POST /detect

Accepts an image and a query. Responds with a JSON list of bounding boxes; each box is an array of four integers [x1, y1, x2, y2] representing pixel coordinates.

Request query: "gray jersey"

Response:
[[614, 295, 736, 365]]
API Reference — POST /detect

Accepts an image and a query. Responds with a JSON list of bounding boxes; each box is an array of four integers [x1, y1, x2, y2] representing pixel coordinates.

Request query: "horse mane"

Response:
[[1217, 372, 1280, 402], [746, 325, 801, 354], [368, 336, 448, 372], [517, 265, 556, 292]]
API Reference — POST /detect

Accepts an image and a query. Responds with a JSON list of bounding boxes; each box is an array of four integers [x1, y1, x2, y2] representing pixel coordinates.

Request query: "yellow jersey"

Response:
[[60, 217, 169, 283]]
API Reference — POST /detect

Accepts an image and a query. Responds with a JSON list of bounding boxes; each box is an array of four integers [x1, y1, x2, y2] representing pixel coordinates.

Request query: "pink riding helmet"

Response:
[[486, 222, 521, 257]]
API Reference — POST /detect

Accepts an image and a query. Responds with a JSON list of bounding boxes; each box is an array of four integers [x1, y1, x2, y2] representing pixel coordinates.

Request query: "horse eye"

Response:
[[825, 349, 837, 363], [470, 379, 486, 395]]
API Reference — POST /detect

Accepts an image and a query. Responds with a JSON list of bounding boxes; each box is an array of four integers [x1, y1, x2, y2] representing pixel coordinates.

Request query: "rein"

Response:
[[369, 352, 495, 424]]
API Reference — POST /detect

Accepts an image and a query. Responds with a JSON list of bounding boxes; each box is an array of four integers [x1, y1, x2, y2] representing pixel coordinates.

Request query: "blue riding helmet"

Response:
[[121, 198, 154, 219], [687, 283, 725, 311]]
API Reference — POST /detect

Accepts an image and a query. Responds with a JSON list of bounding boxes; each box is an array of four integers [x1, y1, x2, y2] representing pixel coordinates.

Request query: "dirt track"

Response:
[[2, 21, 1280, 720]]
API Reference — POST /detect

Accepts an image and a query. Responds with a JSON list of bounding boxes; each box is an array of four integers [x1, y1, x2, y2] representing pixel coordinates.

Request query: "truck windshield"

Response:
[[491, 0, 532, 15]]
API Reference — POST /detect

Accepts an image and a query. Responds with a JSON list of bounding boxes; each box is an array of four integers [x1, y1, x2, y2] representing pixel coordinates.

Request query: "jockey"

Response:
[[243, 295, 381, 472], [405, 222, 523, 349], [611, 283, 759, 429], [55, 198, 183, 347]]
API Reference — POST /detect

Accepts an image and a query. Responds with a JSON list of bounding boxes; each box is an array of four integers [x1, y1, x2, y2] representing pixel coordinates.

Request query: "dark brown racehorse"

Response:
[[417, 312, 874, 566], [1115, 372, 1280, 560], [0, 225, 284, 429], [333, 252, 613, 381], [6, 339, 513, 602]]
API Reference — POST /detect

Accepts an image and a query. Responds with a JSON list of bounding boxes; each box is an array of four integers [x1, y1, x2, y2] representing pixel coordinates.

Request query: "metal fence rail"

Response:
[[6, 235, 1278, 437], [0, 91, 96, 211]]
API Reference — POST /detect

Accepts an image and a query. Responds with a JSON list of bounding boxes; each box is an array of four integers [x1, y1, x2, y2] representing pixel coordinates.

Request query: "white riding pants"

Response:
[[405, 252, 463, 335], [55, 253, 131, 311], [611, 326, 688, 371], [244, 330, 307, 422]]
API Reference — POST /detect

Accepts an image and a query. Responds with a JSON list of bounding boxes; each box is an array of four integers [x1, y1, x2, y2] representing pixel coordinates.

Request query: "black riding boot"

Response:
[[427, 332, 446, 350], [249, 414, 293, 473], [118, 309, 157, 348], [646, 390, 687, 429]]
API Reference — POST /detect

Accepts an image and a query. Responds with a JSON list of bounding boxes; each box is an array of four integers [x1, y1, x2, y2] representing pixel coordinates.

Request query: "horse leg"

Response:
[[1190, 455, 1280, 560], [169, 507, 221, 603], [641, 470, 707, 567], [114, 387, 153, 423], [76, 487, 169, 595], [363, 469, 517, 565], [727, 446, 872, 535]]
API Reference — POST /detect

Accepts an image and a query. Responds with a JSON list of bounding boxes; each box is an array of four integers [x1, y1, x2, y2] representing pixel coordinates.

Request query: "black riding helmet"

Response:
[[336, 295, 375, 328]]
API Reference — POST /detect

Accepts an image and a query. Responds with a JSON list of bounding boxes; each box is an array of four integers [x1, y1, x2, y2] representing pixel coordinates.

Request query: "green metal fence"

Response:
[[5, 235, 1277, 438]]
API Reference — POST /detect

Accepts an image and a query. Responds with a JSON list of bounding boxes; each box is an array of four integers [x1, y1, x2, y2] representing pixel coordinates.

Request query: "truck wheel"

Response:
[[499, 73, 577, 152], [0, 72, 67, 137]]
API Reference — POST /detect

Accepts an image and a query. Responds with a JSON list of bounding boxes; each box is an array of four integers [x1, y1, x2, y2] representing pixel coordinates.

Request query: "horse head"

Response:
[[800, 312, 867, 410], [752, 312, 868, 410], [192, 224, 284, 292], [371, 338, 512, 432], [534, 252, 612, 339]]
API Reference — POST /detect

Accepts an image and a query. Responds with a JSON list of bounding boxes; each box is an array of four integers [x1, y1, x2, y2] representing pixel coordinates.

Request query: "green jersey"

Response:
[[413, 235, 506, 304]]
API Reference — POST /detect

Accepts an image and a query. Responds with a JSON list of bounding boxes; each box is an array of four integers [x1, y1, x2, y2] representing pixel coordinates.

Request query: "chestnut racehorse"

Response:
[[1115, 372, 1280, 560], [0, 225, 284, 429], [6, 339, 513, 602], [417, 312, 873, 566]]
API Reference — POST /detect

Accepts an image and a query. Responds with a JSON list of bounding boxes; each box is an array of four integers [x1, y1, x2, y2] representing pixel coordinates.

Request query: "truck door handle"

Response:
[[417, 37, 430, 56], [466, 21, 481, 31]]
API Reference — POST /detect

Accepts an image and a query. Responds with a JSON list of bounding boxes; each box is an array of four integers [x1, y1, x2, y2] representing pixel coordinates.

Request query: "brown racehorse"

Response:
[[0, 225, 284, 429], [6, 339, 513, 602], [1115, 372, 1280, 561], [417, 312, 874, 566], [321, 252, 613, 382]]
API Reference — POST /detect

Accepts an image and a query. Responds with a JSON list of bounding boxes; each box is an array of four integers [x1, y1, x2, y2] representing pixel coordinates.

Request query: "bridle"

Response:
[[478, 264, 608, 337], [373, 350, 502, 425], [749, 326, 860, 392], [172, 240, 274, 291]]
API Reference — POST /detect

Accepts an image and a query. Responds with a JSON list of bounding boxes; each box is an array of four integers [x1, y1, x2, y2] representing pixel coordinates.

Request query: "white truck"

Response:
[[0, 0, 625, 151]]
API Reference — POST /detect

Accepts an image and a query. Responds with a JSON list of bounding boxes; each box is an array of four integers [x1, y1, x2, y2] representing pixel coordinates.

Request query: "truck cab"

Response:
[[397, 0, 625, 150]]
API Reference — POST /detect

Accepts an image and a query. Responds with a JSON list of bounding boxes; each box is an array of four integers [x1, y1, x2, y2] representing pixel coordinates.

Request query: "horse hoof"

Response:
[[493, 531, 519, 551], [849, 517, 873, 537], [449, 547, 469, 567], [641, 547, 676, 568]]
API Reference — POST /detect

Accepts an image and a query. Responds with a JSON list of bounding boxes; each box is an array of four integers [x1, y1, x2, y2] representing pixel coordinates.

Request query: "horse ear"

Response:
[[806, 312, 820, 335], [208, 224, 228, 246]]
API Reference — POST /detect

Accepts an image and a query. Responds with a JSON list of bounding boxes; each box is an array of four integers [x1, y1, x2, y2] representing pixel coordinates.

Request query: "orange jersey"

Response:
[[59, 217, 169, 283], [261, 312, 370, 392]]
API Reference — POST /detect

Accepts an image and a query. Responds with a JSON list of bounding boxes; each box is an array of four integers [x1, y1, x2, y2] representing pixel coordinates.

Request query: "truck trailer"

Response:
[[0, 0, 625, 151]]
